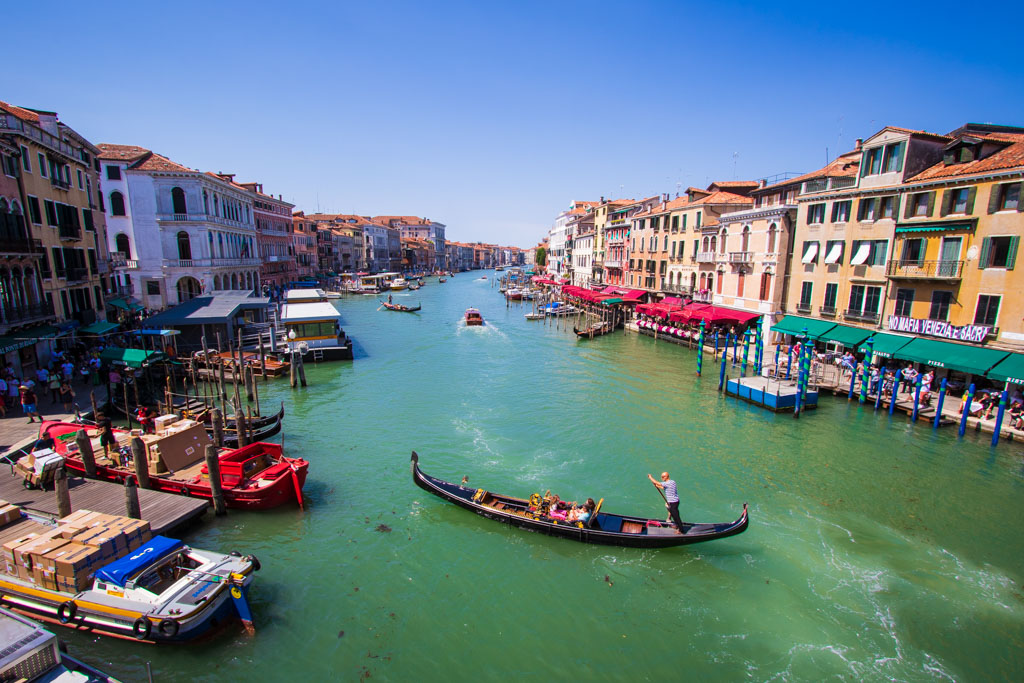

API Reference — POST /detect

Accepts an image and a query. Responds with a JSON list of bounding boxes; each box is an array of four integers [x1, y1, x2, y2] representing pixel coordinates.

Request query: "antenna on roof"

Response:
[[732, 152, 739, 180]]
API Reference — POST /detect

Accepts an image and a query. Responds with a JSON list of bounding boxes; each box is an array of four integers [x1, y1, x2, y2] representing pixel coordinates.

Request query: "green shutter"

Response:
[[860, 151, 870, 177], [1018, 183, 1024, 213], [988, 185, 1002, 214], [895, 141, 905, 172], [1007, 236, 1019, 270], [926, 191, 935, 217], [940, 189, 953, 216], [979, 237, 991, 269], [965, 186, 977, 214], [903, 194, 914, 219]]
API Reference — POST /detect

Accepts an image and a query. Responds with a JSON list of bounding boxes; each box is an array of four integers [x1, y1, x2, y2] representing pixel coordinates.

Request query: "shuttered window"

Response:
[[979, 236, 1019, 269]]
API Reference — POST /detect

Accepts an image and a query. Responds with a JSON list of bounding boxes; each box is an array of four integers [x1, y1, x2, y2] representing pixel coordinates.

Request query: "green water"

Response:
[[69, 273, 1024, 681]]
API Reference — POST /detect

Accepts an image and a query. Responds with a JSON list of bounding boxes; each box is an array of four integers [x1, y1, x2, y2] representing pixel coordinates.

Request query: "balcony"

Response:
[[163, 257, 261, 268], [696, 251, 718, 264], [663, 283, 692, 294], [0, 301, 56, 326], [156, 213, 252, 230], [604, 260, 622, 269], [60, 267, 90, 282], [886, 259, 964, 280], [58, 226, 81, 241], [800, 176, 857, 195], [796, 302, 812, 313], [819, 305, 837, 316], [51, 176, 72, 191], [0, 238, 43, 255], [844, 308, 880, 323], [728, 251, 753, 263]]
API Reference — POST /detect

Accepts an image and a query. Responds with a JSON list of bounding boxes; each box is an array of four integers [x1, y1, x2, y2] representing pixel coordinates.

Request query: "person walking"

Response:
[[19, 384, 42, 423], [59, 379, 75, 413], [647, 471, 687, 534]]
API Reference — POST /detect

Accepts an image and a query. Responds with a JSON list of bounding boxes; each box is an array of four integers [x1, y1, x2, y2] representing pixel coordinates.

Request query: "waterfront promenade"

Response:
[[0, 386, 109, 456]]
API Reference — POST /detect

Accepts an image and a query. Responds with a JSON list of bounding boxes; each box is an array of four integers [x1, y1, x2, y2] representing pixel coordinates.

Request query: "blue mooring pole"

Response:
[[889, 369, 903, 416], [773, 343, 780, 377], [801, 344, 811, 401], [911, 375, 923, 422], [958, 383, 975, 438], [718, 348, 727, 391], [874, 365, 886, 411], [733, 333, 739, 363], [847, 362, 857, 400], [741, 328, 751, 377], [713, 329, 719, 358], [859, 338, 874, 404], [992, 389, 1008, 446], [932, 378, 947, 429], [786, 346, 792, 379], [725, 333, 733, 366]]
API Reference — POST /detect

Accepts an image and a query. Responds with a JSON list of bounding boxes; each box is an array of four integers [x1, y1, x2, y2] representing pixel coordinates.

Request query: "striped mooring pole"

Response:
[[889, 369, 903, 416], [911, 375, 923, 422], [696, 320, 706, 377], [859, 337, 874, 404], [932, 378, 948, 429], [992, 389, 1009, 446], [741, 327, 751, 377], [718, 348, 727, 391], [874, 365, 886, 411], [958, 383, 975, 438]]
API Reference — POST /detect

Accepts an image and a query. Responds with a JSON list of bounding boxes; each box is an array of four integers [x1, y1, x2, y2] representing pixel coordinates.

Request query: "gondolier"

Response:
[[648, 471, 686, 534]]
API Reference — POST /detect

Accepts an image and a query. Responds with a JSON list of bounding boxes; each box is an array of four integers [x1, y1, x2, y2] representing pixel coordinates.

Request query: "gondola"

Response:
[[573, 321, 615, 338], [410, 452, 748, 548], [380, 301, 422, 312]]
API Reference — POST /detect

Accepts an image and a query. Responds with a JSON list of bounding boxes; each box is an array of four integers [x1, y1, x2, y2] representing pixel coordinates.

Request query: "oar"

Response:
[[652, 481, 667, 503]]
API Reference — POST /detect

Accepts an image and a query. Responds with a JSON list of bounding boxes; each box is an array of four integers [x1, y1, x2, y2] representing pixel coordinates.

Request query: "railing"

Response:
[[662, 284, 692, 294], [0, 114, 82, 160], [819, 305, 837, 316], [728, 251, 753, 263], [604, 260, 622, 269], [800, 176, 857, 195], [0, 238, 43, 255], [0, 301, 56, 326], [62, 267, 90, 282], [844, 308, 880, 323], [156, 213, 252, 229], [58, 226, 81, 241], [796, 302, 812, 313], [696, 251, 718, 263], [51, 176, 72, 190], [163, 257, 261, 268], [886, 259, 964, 279]]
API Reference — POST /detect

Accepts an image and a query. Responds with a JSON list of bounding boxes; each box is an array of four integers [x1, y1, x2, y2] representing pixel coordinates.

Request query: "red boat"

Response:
[[465, 308, 484, 326], [38, 420, 308, 510]]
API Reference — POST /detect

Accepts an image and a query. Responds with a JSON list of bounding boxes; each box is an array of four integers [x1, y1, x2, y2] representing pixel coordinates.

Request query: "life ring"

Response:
[[230, 551, 241, 557], [132, 617, 152, 640], [157, 618, 179, 638], [230, 586, 242, 599], [57, 601, 77, 624], [245, 554, 261, 571], [179, 486, 190, 497], [529, 493, 542, 507]]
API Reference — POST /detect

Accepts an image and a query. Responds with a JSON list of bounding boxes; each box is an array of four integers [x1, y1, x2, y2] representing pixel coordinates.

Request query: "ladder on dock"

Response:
[[312, 349, 324, 363]]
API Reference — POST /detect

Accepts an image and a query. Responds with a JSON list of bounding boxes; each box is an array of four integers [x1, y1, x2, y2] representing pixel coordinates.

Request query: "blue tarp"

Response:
[[95, 536, 184, 587]]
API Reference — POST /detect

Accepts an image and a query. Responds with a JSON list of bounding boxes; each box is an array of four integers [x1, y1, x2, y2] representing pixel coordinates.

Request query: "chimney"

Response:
[[600, 196, 605, 203], [855, 138, 863, 150], [759, 179, 767, 188]]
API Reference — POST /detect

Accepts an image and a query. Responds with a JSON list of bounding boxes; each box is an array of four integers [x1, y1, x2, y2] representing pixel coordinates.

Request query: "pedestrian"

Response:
[[48, 371, 61, 403], [96, 412, 117, 461], [19, 384, 42, 423], [647, 471, 688, 534], [61, 358, 75, 382], [59, 379, 75, 413], [6, 377, 19, 409]]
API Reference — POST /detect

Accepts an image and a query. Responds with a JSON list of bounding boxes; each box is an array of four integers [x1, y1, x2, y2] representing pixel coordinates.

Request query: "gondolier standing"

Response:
[[648, 471, 686, 533]]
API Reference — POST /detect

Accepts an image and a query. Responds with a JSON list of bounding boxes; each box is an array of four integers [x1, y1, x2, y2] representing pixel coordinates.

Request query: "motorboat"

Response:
[[465, 309, 484, 326], [390, 278, 409, 291]]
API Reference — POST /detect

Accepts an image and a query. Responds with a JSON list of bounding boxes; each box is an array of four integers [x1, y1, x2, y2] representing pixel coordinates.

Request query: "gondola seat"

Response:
[[594, 514, 620, 533]]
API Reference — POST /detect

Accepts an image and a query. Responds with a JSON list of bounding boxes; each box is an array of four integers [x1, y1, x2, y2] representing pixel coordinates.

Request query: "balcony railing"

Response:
[[800, 176, 857, 195], [796, 302, 812, 313], [60, 267, 90, 282], [156, 213, 253, 230], [58, 226, 81, 241], [886, 259, 964, 279], [51, 176, 72, 191], [819, 305, 837, 316], [696, 251, 718, 263], [728, 251, 753, 263], [662, 284, 692, 294], [163, 257, 261, 268], [0, 238, 43, 255], [844, 308, 880, 323], [0, 301, 56, 326], [604, 260, 622, 269]]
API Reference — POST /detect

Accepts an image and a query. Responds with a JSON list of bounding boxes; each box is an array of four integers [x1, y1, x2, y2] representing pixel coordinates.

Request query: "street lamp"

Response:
[[288, 328, 296, 353]]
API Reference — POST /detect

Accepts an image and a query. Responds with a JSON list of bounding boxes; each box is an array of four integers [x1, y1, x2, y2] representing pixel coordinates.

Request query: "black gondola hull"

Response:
[[411, 452, 748, 549]]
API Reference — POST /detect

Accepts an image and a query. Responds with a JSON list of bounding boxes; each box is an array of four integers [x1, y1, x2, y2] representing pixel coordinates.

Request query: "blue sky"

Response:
[[3, 0, 1021, 246]]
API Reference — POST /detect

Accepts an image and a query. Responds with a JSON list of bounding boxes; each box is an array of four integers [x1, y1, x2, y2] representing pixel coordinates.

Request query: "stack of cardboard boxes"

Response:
[[0, 505, 152, 594], [13, 450, 64, 488]]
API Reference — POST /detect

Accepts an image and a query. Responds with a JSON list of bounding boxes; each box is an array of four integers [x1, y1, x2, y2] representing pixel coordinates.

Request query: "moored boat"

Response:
[[380, 301, 422, 313], [524, 312, 545, 320], [39, 419, 308, 510], [573, 320, 615, 338], [410, 452, 748, 548], [465, 308, 484, 326], [389, 278, 409, 291]]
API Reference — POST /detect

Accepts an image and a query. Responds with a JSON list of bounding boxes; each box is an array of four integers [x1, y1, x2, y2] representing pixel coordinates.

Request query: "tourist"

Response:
[[902, 365, 918, 394], [839, 351, 856, 377], [36, 366, 49, 387], [19, 384, 41, 424], [59, 380, 75, 413], [60, 358, 75, 382], [647, 471, 686, 534], [96, 413, 117, 460], [6, 377, 19, 409], [1009, 401, 1024, 430], [48, 371, 62, 403], [568, 498, 596, 524], [0, 376, 6, 418]]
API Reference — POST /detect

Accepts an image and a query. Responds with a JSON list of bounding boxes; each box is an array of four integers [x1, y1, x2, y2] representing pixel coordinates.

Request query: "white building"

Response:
[[99, 145, 260, 308]]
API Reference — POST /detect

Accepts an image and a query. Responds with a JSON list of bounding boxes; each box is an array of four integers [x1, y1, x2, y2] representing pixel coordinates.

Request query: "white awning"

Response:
[[801, 243, 818, 264], [850, 243, 871, 265], [824, 243, 843, 264]]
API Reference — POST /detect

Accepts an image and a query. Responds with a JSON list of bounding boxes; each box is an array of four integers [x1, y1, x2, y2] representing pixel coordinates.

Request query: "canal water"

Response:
[[76, 273, 1024, 681]]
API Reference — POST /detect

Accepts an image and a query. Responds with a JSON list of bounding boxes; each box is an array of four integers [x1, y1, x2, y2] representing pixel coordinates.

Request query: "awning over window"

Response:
[[892, 337, 1009, 376], [817, 323, 874, 348], [857, 332, 915, 359], [99, 348, 167, 368], [850, 243, 871, 265], [108, 297, 144, 312], [987, 353, 1024, 384], [801, 243, 818, 264], [823, 243, 843, 264], [770, 316, 837, 340], [79, 321, 121, 336]]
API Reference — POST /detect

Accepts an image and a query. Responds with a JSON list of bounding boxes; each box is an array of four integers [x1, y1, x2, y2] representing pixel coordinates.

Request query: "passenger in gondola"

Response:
[[548, 500, 569, 521], [568, 498, 595, 524], [388, 295, 393, 304]]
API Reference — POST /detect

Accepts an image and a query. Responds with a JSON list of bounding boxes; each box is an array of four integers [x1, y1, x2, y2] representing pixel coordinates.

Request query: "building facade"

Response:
[[235, 180, 295, 291], [291, 211, 319, 279]]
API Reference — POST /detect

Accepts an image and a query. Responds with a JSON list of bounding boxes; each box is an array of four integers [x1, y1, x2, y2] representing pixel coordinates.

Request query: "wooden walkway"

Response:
[[0, 470, 208, 535]]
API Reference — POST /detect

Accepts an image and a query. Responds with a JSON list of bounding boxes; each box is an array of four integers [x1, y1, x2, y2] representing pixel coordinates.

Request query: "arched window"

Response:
[[203, 191, 209, 214], [110, 191, 126, 216], [719, 229, 727, 253], [213, 275, 221, 290], [177, 231, 192, 260], [690, 272, 697, 290], [231, 273, 238, 289], [699, 273, 707, 290], [0, 199, 9, 212], [759, 272, 772, 301], [741, 226, 750, 252], [710, 236, 717, 253], [176, 276, 201, 303], [737, 272, 745, 298], [115, 233, 132, 258], [713, 273, 720, 294], [767, 224, 777, 253], [171, 187, 187, 215]]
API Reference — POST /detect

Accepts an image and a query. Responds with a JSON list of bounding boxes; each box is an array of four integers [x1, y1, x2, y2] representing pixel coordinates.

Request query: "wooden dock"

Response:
[[0, 471, 208, 535]]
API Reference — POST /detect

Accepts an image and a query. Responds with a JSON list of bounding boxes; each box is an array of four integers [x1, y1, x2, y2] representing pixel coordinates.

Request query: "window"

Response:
[[950, 188, 969, 214], [930, 291, 952, 320], [44, 200, 58, 226], [682, 215, 687, 230], [807, 203, 826, 224], [671, 216, 679, 230], [858, 198, 877, 222], [801, 241, 819, 264], [989, 183, 1022, 212], [87, 249, 97, 274], [851, 239, 888, 266], [172, 187, 187, 214], [663, 235, 668, 251], [869, 240, 888, 266], [864, 147, 883, 175], [38, 153, 47, 178], [799, 282, 813, 309], [900, 238, 925, 264], [894, 288, 915, 316], [831, 201, 851, 223], [759, 272, 772, 301], [76, 169, 83, 190], [106, 165, 121, 180], [880, 196, 896, 219], [146, 280, 161, 296], [20, 146, 30, 173], [848, 285, 882, 318], [737, 272, 745, 297], [822, 282, 838, 312], [767, 224, 777, 252], [907, 192, 934, 218], [82, 209, 94, 231], [980, 236, 1019, 269], [882, 142, 904, 173], [27, 196, 41, 224], [862, 141, 904, 176], [39, 250, 50, 279], [823, 240, 844, 265], [975, 295, 1000, 326], [51, 247, 65, 277], [110, 191, 126, 216], [696, 211, 702, 228]]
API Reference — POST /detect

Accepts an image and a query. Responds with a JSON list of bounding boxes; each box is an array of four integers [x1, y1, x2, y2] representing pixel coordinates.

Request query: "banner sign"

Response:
[[887, 315, 991, 343]]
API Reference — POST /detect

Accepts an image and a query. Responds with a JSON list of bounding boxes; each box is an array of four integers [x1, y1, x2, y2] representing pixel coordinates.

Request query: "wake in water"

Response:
[[454, 318, 508, 339]]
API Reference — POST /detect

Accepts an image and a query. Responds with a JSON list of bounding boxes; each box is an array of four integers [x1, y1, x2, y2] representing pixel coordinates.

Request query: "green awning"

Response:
[[99, 348, 166, 368], [0, 325, 61, 355], [601, 297, 623, 305], [857, 332, 915, 359], [817, 323, 874, 348], [770, 316, 837, 340], [108, 298, 144, 312], [892, 337, 1009, 376], [987, 354, 1024, 385], [0, 336, 35, 355], [895, 223, 972, 234], [79, 321, 120, 336]]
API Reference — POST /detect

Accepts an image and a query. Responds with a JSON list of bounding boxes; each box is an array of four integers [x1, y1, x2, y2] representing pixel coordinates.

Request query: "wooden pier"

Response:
[[0, 471, 208, 535], [726, 375, 818, 412]]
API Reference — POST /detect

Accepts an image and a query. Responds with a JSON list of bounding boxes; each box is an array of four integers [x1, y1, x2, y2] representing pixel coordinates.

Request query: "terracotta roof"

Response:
[[372, 215, 430, 225], [909, 132, 1024, 181], [689, 190, 755, 206], [709, 181, 760, 190], [632, 197, 690, 219], [0, 101, 40, 124], [878, 126, 952, 142], [760, 150, 861, 192], [97, 143, 150, 162]]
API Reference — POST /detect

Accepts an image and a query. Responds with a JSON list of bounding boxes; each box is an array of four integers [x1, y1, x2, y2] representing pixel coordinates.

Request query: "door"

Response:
[[939, 237, 961, 277]]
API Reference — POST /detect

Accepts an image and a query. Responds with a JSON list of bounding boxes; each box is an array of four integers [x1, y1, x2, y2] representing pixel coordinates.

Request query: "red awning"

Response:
[[601, 286, 619, 294], [623, 289, 647, 301], [669, 304, 761, 325], [637, 302, 682, 319]]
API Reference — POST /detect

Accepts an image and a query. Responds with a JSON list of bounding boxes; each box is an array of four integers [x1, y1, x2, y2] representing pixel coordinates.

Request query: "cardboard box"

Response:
[[107, 519, 152, 551], [16, 565, 33, 582], [12, 531, 63, 570], [154, 414, 179, 432], [56, 573, 92, 593], [27, 538, 69, 572], [0, 505, 22, 527], [32, 566, 58, 591], [72, 527, 123, 560], [52, 543, 102, 579], [2, 533, 39, 566]]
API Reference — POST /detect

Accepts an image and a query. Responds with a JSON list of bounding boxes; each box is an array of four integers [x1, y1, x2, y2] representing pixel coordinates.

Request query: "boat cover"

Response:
[[95, 536, 184, 587]]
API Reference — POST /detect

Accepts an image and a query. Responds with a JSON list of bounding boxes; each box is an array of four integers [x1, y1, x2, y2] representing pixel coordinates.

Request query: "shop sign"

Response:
[[887, 315, 990, 343]]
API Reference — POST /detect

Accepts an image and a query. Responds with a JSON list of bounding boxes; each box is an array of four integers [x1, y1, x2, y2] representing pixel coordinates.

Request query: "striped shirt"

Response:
[[663, 479, 679, 503]]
